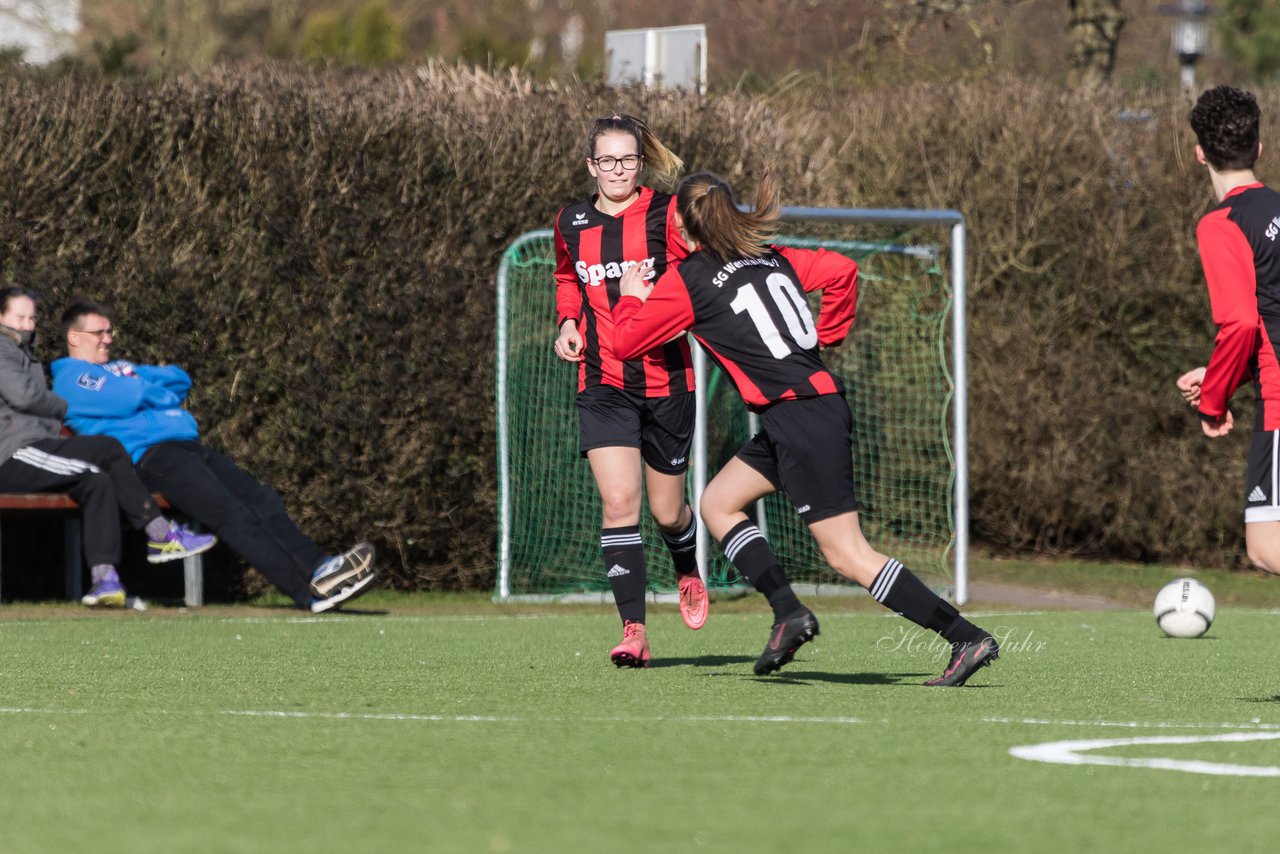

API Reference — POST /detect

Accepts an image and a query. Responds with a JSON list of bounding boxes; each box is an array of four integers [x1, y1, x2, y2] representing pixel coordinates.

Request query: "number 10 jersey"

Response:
[[611, 245, 859, 411]]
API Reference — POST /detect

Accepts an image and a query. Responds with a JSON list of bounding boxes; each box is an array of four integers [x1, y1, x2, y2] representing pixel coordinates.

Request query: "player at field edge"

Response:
[[50, 299, 378, 613], [610, 171, 999, 685], [0, 287, 216, 607], [552, 113, 709, 667], [1177, 85, 1280, 576]]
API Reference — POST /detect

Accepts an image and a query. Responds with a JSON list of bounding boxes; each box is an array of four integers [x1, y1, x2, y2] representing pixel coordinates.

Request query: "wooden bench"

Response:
[[0, 493, 204, 607]]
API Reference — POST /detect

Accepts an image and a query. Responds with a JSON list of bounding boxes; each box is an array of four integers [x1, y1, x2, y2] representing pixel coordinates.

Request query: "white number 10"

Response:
[[729, 272, 818, 359]]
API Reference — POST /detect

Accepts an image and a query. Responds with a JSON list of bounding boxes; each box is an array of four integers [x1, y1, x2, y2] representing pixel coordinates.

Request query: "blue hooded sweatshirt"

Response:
[[50, 358, 200, 463]]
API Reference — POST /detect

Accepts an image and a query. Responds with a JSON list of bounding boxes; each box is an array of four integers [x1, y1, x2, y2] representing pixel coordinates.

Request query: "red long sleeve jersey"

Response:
[[611, 246, 859, 411], [1197, 183, 1280, 429], [553, 187, 693, 397]]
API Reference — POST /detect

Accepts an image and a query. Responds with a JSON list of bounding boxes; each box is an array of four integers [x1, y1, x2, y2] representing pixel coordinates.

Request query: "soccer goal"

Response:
[[495, 207, 970, 603]]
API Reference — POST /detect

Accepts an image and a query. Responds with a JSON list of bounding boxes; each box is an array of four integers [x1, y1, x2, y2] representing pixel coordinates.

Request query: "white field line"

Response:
[[217, 614, 561, 624], [7, 708, 1276, 733], [1009, 731, 1280, 778], [4, 608, 1279, 629], [217, 611, 1054, 626], [221, 710, 520, 722], [0, 706, 863, 726], [986, 716, 1280, 730], [223, 711, 863, 725], [8, 705, 1276, 777], [989, 717, 1280, 778]]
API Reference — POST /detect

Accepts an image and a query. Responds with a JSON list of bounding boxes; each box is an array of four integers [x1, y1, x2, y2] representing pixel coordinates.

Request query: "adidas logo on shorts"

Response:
[[1249, 486, 1268, 503]]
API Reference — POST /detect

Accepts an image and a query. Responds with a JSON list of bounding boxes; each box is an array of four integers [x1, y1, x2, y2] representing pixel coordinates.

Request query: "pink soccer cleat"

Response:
[[609, 620, 652, 668], [677, 573, 708, 630]]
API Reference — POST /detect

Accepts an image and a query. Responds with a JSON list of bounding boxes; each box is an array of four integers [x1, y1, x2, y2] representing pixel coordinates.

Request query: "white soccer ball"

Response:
[[1153, 578, 1215, 639]]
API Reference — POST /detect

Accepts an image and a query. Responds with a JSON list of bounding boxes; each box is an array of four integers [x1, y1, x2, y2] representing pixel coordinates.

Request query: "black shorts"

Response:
[[1245, 429, 1280, 523], [735, 394, 859, 524], [576, 385, 695, 474]]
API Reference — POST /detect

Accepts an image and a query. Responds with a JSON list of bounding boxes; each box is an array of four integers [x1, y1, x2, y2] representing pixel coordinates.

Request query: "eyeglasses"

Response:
[[77, 327, 114, 339], [590, 154, 642, 171]]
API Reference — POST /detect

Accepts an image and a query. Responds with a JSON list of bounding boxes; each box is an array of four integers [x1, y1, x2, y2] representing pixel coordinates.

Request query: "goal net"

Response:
[[497, 213, 963, 600]]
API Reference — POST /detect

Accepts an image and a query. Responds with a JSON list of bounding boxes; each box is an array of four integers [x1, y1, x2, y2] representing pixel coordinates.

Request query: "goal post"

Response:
[[496, 207, 969, 604]]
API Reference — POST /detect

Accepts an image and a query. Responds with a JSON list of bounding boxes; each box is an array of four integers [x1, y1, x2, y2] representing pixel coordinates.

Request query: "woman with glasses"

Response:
[[0, 287, 215, 608], [552, 113, 707, 667], [609, 172, 999, 687]]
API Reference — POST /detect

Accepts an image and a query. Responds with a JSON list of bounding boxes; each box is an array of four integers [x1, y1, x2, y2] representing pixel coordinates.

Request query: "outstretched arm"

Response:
[[612, 263, 695, 361]]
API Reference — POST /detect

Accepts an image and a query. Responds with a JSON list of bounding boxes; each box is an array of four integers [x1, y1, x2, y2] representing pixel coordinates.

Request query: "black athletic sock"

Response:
[[660, 507, 698, 577], [602, 526, 647, 625], [721, 519, 802, 620], [869, 558, 984, 643]]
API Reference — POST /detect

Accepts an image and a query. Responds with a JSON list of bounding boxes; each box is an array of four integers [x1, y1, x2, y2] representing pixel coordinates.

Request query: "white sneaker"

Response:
[[310, 570, 377, 613], [309, 543, 377, 612], [309, 542, 376, 599]]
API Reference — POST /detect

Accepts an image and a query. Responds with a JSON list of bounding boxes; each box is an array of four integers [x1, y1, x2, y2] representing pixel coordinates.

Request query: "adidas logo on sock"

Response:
[[606, 564, 630, 578], [1249, 486, 1268, 503]]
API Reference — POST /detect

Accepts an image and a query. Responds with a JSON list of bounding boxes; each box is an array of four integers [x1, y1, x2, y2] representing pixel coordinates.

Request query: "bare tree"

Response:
[[1067, 0, 1125, 88], [888, 0, 1125, 87]]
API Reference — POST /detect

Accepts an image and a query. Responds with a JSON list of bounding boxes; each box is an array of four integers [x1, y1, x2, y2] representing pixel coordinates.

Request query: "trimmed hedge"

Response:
[[0, 66, 1272, 591]]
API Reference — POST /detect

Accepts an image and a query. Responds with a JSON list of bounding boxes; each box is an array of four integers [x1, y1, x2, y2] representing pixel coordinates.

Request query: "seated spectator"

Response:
[[0, 287, 215, 607], [51, 300, 377, 613]]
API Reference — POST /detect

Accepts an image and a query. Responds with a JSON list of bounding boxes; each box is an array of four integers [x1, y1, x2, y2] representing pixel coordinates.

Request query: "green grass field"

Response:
[[2, 564, 1279, 853]]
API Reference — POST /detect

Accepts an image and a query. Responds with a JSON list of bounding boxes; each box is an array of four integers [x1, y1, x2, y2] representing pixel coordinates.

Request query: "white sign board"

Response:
[[606, 24, 706, 95], [0, 0, 80, 65]]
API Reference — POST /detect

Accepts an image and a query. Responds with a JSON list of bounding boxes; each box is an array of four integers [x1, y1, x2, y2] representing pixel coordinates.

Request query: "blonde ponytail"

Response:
[[676, 171, 779, 260]]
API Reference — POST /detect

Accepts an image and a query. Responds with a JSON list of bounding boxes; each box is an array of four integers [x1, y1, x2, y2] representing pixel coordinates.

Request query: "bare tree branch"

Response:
[[1067, 0, 1125, 88]]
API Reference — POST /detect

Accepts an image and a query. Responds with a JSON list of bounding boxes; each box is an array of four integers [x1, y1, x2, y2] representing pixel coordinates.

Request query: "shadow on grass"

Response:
[[755, 670, 930, 686], [651, 655, 756, 669], [234, 604, 391, 616], [753, 670, 1003, 688]]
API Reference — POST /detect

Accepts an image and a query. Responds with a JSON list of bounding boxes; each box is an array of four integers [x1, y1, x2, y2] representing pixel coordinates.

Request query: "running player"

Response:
[[1176, 86, 1280, 575], [611, 171, 999, 686], [552, 114, 708, 667]]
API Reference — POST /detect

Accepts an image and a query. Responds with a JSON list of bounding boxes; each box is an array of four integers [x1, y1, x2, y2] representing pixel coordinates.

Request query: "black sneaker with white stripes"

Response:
[[924, 634, 999, 687], [753, 608, 820, 676], [309, 542, 377, 612]]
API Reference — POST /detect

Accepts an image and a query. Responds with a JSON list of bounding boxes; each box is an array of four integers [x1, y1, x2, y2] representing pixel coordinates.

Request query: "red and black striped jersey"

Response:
[[1196, 183, 1280, 430], [611, 245, 858, 411], [553, 186, 694, 398]]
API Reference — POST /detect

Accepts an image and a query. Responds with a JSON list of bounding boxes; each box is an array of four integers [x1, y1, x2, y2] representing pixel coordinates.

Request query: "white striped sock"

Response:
[[870, 558, 903, 603], [724, 525, 765, 563]]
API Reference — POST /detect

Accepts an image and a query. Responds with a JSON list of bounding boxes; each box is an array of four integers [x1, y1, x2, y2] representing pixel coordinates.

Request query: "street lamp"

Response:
[[1158, 0, 1214, 91]]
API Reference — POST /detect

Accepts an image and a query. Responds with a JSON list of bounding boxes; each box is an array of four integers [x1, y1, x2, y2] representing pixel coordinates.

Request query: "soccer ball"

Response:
[[1153, 578, 1215, 639]]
